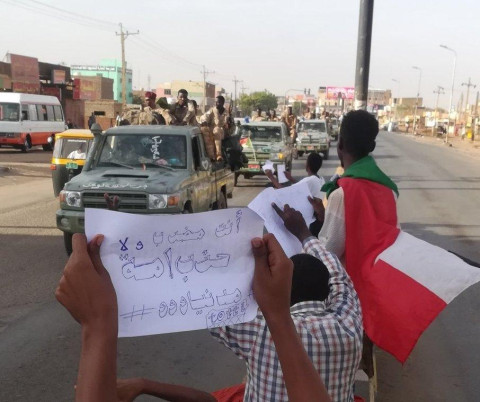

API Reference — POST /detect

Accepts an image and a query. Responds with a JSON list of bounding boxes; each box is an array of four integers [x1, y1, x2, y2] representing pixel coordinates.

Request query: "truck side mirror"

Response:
[[199, 157, 211, 171]]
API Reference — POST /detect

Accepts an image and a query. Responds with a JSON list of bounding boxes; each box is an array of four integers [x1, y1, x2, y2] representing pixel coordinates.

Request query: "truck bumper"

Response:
[[56, 209, 85, 234], [296, 144, 328, 152]]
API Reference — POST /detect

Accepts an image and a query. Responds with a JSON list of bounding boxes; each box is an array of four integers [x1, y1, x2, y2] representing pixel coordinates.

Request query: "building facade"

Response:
[[71, 59, 132, 104]]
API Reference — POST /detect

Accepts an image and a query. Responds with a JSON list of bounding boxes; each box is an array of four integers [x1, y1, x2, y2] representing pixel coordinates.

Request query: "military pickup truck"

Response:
[[295, 119, 330, 159], [56, 125, 234, 254], [236, 122, 293, 185]]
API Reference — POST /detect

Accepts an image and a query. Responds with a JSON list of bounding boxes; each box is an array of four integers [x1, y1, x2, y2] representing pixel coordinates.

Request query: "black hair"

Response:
[[216, 95, 225, 103], [290, 254, 330, 305], [340, 110, 378, 159], [306, 152, 322, 174], [178, 89, 188, 97]]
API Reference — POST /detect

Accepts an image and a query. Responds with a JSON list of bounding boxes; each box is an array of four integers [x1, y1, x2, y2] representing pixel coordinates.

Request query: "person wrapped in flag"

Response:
[[273, 110, 480, 364]]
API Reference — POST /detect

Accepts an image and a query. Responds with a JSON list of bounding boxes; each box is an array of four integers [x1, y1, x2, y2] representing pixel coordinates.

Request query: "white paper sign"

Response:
[[277, 164, 289, 184], [299, 175, 326, 199], [85, 208, 264, 337], [248, 180, 315, 257], [262, 160, 274, 173]]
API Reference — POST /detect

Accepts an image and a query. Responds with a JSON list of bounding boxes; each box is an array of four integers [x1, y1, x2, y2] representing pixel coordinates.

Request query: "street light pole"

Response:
[[432, 86, 445, 136], [440, 44, 457, 144], [412, 66, 422, 135]]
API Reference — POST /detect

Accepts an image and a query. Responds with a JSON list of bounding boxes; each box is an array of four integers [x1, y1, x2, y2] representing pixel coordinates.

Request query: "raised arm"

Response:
[[251, 234, 332, 402], [55, 234, 118, 402]]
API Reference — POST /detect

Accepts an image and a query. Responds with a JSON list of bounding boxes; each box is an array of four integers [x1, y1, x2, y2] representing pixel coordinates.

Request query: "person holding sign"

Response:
[[265, 152, 323, 189], [55, 233, 333, 402], [209, 234, 362, 401]]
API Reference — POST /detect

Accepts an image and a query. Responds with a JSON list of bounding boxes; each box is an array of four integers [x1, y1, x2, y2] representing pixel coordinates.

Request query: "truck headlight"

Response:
[[148, 194, 168, 209], [60, 191, 82, 207], [148, 194, 180, 209]]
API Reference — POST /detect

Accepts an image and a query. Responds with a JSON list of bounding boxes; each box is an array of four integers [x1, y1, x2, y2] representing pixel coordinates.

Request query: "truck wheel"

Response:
[[182, 202, 193, 214], [64, 232, 73, 256], [234, 172, 240, 187], [324, 150, 329, 160], [297, 151, 304, 157], [213, 192, 227, 210]]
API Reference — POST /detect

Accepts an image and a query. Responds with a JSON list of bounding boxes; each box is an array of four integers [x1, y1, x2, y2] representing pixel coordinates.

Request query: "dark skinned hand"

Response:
[[104, 193, 120, 211], [308, 196, 325, 223], [272, 202, 312, 243]]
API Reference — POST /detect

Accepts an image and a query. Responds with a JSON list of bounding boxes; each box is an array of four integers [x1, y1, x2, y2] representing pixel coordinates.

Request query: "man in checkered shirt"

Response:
[[209, 236, 363, 401]]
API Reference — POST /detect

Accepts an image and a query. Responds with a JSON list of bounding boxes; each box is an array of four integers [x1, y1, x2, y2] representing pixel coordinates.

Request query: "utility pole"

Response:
[[116, 23, 139, 108], [354, 0, 374, 110], [412, 66, 422, 134], [461, 77, 476, 124], [432, 86, 445, 136], [201, 65, 214, 113], [472, 91, 479, 142], [232, 76, 243, 114]]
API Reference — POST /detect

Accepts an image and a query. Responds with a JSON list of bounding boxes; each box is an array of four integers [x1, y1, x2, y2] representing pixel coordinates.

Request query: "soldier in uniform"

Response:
[[169, 89, 197, 126], [139, 91, 165, 125], [120, 91, 165, 125], [267, 109, 279, 121], [282, 105, 298, 142], [201, 95, 229, 161], [252, 107, 265, 122]]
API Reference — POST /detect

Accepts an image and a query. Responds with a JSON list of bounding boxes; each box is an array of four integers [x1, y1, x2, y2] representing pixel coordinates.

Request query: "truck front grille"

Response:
[[82, 191, 148, 210]]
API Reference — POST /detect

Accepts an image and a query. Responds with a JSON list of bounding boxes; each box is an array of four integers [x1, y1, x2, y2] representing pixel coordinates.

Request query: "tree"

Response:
[[238, 91, 277, 117]]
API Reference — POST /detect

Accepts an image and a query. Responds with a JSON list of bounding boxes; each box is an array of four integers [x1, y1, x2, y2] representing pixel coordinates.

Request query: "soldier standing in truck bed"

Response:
[[169, 89, 198, 126]]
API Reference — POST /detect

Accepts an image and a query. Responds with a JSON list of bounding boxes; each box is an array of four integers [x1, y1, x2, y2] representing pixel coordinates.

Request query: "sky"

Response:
[[1, 0, 479, 109]]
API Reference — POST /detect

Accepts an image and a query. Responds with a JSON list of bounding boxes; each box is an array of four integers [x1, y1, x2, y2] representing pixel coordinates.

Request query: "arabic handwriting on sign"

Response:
[[136, 241, 144, 250], [119, 253, 128, 261], [180, 296, 188, 315], [168, 227, 205, 243], [195, 253, 230, 273], [119, 237, 128, 251], [235, 210, 242, 233], [215, 220, 233, 238], [153, 232, 164, 247], [158, 302, 168, 318], [122, 257, 164, 280], [176, 254, 195, 274], [216, 288, 242, 306], [188, 290, 214, 310], [164, 248, 173, 279], [120, 305, 156, 322]]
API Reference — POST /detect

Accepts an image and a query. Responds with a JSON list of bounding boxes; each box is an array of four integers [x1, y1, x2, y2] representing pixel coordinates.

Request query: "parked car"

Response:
[[50, 129, 94, 196], [296, 119, 330, 159], [236, 122, 292, 185], [56, 125, 234, 254]]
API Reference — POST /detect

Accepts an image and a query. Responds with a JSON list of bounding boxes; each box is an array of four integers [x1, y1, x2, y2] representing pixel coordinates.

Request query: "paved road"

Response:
[[0, 133, 479, 401]]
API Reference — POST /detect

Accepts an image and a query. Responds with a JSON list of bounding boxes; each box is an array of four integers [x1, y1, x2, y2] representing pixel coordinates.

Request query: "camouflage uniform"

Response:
[[282, 112, 298, 141], [169, 101, 197, 126], [121, 106, 165, 125], [201, 107, 229, 160]]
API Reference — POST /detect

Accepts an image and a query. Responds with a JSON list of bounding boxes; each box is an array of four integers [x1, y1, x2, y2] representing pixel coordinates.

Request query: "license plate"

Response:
[[307, 145, 315, 150], [66, 162, 78, 169], [248, 164, 260, 170]]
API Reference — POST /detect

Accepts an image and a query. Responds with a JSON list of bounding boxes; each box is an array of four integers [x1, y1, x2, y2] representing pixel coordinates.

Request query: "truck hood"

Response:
[[65, 168, 192, 194], [242, 141, 285, 153]]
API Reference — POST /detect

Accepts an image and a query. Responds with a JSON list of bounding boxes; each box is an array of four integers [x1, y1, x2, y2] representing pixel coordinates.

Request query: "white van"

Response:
[[0, 93, 66, 152]]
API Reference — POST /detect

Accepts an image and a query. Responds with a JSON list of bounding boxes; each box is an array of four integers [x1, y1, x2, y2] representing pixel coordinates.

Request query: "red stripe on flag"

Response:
[[363, 259, 447, 363]]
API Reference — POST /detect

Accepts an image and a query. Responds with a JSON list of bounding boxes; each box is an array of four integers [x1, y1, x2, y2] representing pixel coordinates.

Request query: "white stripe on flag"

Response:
[[376, 231, 480, 303]]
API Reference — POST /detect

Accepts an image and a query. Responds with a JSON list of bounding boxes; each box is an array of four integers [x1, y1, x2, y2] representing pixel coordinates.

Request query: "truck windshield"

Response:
[[0, 102, 20, 121], [298, 122, 326, 132], [239, 126, 282, 142], [97, 134, 187, 169]]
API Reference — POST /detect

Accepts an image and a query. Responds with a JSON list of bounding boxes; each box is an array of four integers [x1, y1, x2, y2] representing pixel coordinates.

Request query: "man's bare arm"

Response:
[[252, 234, 332, 402]]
